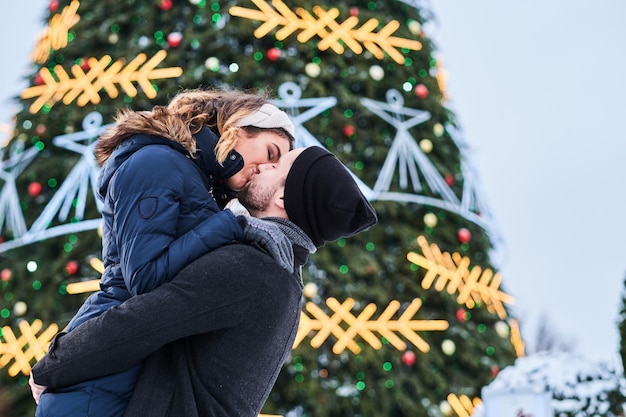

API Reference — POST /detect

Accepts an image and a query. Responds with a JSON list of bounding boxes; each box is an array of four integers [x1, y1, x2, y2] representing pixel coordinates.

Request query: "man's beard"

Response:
[[237, 181, 275, 213]]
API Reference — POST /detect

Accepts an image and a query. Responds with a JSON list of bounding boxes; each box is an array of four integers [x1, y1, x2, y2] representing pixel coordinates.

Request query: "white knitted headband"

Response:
[[235, 103, 295, 137]]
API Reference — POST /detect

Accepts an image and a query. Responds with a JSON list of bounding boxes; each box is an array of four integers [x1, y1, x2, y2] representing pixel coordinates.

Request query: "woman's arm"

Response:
[[111, 147, 243, 295]]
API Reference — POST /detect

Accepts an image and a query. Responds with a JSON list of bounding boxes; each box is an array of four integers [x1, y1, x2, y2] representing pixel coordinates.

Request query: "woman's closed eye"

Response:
[[268, 142, 282, 162]]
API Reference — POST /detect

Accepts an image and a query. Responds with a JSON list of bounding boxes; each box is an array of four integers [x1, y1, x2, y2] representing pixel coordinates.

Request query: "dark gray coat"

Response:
[[33, 237, 308, 417]]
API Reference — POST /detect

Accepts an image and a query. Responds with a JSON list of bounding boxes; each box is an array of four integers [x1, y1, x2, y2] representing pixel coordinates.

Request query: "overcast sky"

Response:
[[2, 1, 626, 367], [429, 0, 626, 366]]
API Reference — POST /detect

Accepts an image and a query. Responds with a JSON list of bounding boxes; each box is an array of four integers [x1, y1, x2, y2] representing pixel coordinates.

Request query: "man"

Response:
[[30, 146, 377, 417]]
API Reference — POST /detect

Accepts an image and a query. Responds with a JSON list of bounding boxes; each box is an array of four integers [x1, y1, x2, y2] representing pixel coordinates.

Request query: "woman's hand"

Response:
[[29, 372, 47, 404]]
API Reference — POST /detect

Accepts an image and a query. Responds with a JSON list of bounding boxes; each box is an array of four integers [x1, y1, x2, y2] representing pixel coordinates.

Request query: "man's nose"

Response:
[[257, 163, 273, 172]]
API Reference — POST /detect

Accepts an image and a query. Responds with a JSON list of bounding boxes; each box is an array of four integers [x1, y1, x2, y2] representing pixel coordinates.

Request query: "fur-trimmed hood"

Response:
[[96, 125, 243, 202], [96, 107, 200, 166]]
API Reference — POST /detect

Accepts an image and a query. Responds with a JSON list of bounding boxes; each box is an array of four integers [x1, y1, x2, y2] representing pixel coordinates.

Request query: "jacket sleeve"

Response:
[[32, 248, 266, 388], [111, 147, 243, 295]]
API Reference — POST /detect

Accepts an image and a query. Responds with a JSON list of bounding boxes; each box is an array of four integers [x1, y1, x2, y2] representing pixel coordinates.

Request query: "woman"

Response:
[[34, 88, 295, 417]]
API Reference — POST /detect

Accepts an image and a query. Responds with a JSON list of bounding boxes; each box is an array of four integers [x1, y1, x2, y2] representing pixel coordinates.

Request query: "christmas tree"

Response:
[[1, 1, 522, 416]]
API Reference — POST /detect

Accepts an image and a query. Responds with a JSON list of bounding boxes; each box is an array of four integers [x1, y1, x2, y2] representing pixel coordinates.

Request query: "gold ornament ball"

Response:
[[14, 301, 27, 317], [423, 212, 438, 228], [205, 57, 220, 72], [408, 20, 421, 35], [419, 138, 433, 153], [303, 282, 319, 299], [305, 62, 321, 78], [441, 339, 456, 355], [369, 65, 384, 81], [495, 321, 510, 338], [439, 401, 453, 416]]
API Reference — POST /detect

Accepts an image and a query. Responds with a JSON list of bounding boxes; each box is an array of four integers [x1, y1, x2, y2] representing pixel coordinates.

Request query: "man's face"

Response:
[[238, 148, 304, 215]]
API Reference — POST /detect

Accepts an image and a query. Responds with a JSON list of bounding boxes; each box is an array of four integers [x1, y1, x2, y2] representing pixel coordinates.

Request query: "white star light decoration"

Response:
[[273, 82, 494, 232], [271, 82, 376, 197], [271, 82, 337, 149], [0, 112, 111, 253], [0, 144, 39, 240], [0, 84, 495, 252]]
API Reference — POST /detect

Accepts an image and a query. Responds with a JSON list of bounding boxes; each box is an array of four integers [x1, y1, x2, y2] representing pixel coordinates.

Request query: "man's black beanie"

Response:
[[284, 146, 377, 247]]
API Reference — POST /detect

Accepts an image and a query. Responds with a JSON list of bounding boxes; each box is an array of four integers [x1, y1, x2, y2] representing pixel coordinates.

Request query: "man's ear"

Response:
[[274, 186, 286, 210]]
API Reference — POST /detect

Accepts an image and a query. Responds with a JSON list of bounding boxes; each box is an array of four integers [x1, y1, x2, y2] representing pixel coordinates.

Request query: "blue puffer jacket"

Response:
[[36, 127, 244, 417]]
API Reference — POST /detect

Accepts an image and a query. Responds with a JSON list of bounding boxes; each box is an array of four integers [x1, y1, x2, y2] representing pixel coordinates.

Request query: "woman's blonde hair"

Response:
[[95, 88, 289, 165], [167, 89, 274, 163]]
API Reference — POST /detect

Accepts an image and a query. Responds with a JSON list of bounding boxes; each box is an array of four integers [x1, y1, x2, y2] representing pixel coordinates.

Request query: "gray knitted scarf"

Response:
[[264, 217, 317, 254]]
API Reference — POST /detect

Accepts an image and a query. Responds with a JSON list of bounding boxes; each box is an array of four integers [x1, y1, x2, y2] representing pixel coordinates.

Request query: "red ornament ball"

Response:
[[65, 260, 79, 276], [49, 0, 60, 13], [491, 365, 500, 377], [167, 32, 183, 48], [36, 124, 47, 137], [159, 0, 173, 11], [401, 350, 416, 366], [1, 268, 12, 282], [79, 58, 91, 71], [267, 47, 281, 62], [28, 182, 43, 197], [34, 73, 45, 86], [414, 84, 429, 99], [444, 173, 454, 186], [342, 124, 355, 137], [457, 228, 471, 244], [349, 7, 359, 16], [455, 308, 467, 322], [35, 123, 46, 136]]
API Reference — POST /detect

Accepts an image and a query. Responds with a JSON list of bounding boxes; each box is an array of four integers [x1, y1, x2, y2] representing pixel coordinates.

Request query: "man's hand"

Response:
[[29, 372, 47, 404]]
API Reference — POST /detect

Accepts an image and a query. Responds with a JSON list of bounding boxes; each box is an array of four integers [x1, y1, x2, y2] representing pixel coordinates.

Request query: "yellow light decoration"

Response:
[[435, 58, 449, 102], [407, 236, 515, 319], [0, 320, 58, 377], [32, 0, 81, 64], [66, 268, 450, 355], [294, 297, 448, 354], [229, 0, 422, 64], [89, 257, 104, 273], [66, 257, 104, 294], [0, 122, 13, 148], [509, 318, 526, 357], [446, 394, 481, 417], [66, 280, 100, 294], [21, 50, 183, 113]]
